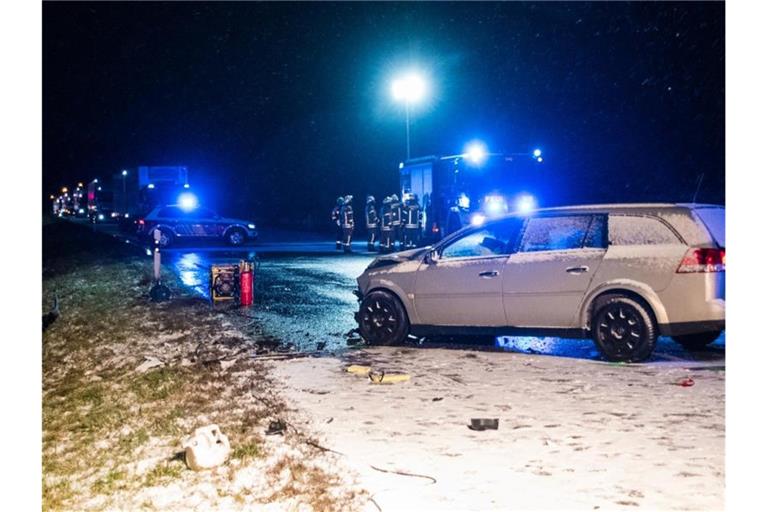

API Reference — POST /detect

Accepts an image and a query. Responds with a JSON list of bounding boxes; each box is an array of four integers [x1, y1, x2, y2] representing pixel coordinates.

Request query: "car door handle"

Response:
[[565, 266, 589, 274], [478, 270, 499, 278]]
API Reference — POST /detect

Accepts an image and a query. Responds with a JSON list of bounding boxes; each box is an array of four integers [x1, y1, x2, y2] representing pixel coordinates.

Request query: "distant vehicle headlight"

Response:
[[247, 223, 256, 230], [98, 214, 105, 220], [470, 213, 486, 226]]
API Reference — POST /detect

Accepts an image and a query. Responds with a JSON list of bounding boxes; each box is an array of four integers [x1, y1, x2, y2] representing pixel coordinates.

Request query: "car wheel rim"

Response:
[[230, 232, 243, 244], [597, 304, 643, 357], [160, 233, 170, 246], [361, 299, 398, 342]]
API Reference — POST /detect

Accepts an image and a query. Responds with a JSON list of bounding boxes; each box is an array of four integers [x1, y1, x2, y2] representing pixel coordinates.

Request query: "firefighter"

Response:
[[379, 195, 394, 253], [403, 193, 421, 249], [365, 195, 379, 252], [390, 194, 403, 251], [446, 193, 469, 235], [341, 195, 355, 253], [331, 197, 344, 250]]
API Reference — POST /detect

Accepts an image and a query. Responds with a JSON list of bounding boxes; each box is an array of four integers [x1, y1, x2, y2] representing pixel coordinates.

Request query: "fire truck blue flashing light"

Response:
[[178, 192, 199, 211], [516, 194, 536, 214], [464, 142, 488, 165]]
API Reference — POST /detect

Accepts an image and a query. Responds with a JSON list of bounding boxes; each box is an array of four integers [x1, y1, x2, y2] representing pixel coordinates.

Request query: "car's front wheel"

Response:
[[673, 330, 722, 350], [225, 228, 246, 246], [591, 294, 657, 362], [357, 290, 410, 346], [156, 227, 174, 248]]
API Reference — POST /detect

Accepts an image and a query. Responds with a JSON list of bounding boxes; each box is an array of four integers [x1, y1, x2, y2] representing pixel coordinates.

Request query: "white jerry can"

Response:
[[182, 424, 231, 471]]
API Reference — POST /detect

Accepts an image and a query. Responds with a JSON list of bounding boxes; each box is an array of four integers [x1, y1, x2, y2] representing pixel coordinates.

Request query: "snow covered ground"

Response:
[[271, 347, 724, 511]]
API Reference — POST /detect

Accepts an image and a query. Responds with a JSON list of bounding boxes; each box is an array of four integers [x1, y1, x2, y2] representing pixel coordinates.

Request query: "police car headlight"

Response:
[[247, 223, 256, 230]]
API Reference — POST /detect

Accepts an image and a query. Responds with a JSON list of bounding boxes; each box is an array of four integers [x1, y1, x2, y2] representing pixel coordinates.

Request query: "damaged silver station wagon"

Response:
[[355, 203, 725, 362]]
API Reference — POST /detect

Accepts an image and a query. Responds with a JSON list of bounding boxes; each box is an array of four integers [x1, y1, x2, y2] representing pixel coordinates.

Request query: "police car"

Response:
[[137, 204, 258, 247]]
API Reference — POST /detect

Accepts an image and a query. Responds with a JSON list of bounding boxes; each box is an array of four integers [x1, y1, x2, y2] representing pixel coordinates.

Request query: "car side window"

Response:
[[609, 215, 682, 245], [441, 218, 522, 259], [520, 215, 593, 252], [583, 215, 608, 249]]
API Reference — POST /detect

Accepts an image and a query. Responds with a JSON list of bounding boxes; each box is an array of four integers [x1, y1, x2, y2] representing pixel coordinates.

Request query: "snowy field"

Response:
[[271, 347, 724, 511]]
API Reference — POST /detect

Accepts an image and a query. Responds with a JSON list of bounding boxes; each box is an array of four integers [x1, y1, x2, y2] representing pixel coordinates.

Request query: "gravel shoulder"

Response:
[[270, 347, 725, 511]]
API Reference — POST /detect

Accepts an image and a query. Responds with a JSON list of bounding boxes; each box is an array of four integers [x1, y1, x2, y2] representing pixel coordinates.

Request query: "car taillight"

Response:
[[138, 219, 145, 225], [677, 248, 725, 273]]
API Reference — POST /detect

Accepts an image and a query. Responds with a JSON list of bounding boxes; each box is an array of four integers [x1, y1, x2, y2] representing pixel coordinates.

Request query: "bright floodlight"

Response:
[[178, 192, 199, 211], [122, 169, 128, 176], [516, 194, 537, 214], [533, 148, 542, 158], [464, 141, 488, 165], [391, 73, 427, 103]]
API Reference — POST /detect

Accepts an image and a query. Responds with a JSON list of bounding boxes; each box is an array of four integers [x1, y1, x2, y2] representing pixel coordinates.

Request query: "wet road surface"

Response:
[[164, 241, 725, 366], [78, 219, 726, 365]]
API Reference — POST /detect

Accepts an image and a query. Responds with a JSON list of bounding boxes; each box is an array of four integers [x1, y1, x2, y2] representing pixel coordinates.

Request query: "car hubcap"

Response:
[[160, 233, 170, 246], [230, 232, 243, 244], [597, 304, 642, 356], [362, 299, 398, 341]]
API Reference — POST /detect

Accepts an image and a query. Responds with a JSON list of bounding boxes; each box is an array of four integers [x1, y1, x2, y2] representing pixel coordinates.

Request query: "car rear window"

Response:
[[694, 207, 725, 247], [609, 215, 681, 246], [520, 215, 593, 252]]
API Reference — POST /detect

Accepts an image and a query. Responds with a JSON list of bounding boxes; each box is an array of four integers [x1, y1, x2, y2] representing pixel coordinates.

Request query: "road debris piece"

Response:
[[677, 376, 695, 387], [265, 419, 286, 436], [369, 372, 411, 384], [468, 418, 499, 431], [135, 356, 164, 373], [181, 424, 231, 471], [346, 364, 372, 376]]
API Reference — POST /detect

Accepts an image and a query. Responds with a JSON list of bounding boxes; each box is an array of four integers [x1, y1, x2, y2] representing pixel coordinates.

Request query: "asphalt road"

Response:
[[77, 218, 726, 365]]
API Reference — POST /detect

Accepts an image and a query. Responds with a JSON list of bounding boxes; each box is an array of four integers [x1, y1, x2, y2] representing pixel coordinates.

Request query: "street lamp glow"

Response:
[[122, 169, 128, 176], [391, 73, 427, 104], [464, 141, 489, 165], [61, 187, 68, 193]]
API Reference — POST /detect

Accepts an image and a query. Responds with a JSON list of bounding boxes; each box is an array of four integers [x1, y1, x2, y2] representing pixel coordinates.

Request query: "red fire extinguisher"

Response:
[[239, 260, 254, 306]]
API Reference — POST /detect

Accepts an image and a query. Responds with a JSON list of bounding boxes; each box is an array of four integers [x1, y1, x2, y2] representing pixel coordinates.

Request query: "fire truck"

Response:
[[398, 148, 546, 242]]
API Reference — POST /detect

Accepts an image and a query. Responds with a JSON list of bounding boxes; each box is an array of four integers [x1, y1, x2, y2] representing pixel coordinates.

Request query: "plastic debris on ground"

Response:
[[181, 424, 231, 471]]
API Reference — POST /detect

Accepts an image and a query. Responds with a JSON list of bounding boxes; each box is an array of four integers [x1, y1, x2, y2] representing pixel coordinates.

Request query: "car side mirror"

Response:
[[425, 249, 439, 265]]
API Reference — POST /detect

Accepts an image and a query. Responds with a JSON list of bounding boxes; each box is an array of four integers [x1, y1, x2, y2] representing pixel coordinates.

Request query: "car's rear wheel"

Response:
[[591, 295, 657, 362], [673, 330, 722, 350], [226, 228, 246, 246], [358, 290, 410, 346]]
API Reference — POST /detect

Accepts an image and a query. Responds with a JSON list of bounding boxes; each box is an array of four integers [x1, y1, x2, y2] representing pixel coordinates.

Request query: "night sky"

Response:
[[43, 1, 724, 225]]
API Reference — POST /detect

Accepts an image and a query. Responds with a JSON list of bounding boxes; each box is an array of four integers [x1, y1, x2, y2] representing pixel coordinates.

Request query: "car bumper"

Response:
[[659, 320, 726, 337]]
